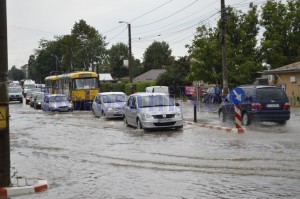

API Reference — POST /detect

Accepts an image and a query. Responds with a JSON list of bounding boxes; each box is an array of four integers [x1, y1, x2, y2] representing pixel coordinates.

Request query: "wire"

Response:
[[133, 0, 201, 28], [130, 0, 174, 22]]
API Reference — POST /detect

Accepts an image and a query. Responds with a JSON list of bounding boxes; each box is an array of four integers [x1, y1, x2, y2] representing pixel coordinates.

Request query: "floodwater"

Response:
[[8, 102, 300, 199]]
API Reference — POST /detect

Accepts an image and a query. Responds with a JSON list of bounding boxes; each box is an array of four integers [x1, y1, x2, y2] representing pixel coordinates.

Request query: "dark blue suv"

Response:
[[218, 85, 290, 125]]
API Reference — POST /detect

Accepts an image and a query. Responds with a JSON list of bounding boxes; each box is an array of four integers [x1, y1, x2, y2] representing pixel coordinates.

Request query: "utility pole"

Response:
[[221, 0, 229, 95], [0, 0, 11, 187], [119, 21, 133, 83], [128, 23, 133, 83]]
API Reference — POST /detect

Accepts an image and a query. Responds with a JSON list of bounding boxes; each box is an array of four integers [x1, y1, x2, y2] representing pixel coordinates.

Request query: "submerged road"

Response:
[[8, 101, 300, 198]]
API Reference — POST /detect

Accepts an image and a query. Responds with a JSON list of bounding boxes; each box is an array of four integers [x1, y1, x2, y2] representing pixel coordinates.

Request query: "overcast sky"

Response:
[[7, 0, 265, 69]]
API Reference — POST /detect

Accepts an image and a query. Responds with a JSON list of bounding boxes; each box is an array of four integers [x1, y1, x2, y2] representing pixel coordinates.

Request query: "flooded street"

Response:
[[8, 102, 300, 199]]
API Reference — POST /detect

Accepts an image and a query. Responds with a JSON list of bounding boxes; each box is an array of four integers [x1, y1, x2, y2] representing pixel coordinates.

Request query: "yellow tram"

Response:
[[45, 75, 59, 94], [57, 71, 99, 110]]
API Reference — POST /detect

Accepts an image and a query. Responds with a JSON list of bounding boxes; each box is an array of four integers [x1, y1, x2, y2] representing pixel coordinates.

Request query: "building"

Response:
[[133, 69, 166, 83], [99, 73, 114, 82], [262, 61, 300, 107]]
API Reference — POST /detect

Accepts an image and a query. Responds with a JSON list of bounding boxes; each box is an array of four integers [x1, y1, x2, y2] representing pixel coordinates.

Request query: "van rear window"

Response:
[[257, 88, 287, 100]]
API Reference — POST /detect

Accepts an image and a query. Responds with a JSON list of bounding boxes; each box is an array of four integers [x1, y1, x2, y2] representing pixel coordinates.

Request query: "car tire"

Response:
[[277, 120, 287, 125], [124, 116, 129, 127], [136, 118, 143, 130], [219, 110, 226, 123], [242, 112, 251, 126]]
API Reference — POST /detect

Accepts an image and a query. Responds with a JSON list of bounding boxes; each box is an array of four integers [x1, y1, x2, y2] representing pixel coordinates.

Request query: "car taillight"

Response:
[[283, 103, 290, 110], [251, 103, 263, 110]]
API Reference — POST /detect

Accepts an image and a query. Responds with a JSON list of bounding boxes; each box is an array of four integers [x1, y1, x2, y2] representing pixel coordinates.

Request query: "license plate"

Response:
[[267, 104, 279, 108], [158, 118, 171, 123]]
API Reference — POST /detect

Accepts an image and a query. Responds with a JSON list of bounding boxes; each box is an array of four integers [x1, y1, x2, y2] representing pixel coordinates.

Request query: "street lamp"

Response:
[[119, 21, 132, 83]]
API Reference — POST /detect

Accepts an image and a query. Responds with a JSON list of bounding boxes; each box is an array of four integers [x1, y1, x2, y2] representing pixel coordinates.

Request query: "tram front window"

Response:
[[74, 78, 97, 89]]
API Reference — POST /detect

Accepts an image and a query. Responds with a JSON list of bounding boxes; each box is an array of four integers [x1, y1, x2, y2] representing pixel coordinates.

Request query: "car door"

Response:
[[125, 96, 137, 126], [93, 94, 102, 116], [43, 96, 50, 111]]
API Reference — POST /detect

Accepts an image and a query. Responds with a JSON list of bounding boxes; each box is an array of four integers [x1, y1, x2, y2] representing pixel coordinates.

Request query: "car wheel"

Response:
[[242, 112, 251, 126], [277, 120, 287, 125], [91, 107, 97, 116], [136, 118, 143, 130], [124, 116, 129, 127], [219, 110, 226, 123]]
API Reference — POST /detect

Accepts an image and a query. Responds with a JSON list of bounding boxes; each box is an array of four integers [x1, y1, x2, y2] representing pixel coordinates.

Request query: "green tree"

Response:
[[157, 56, 192, 88], [187, 4, 262, 88], [108, 43, 129, 79], [260, 0, 300, 68], [143, 41, 174, 72], [27, 19, 108, 83], [8, 66, 25, 81], [70, 19, 107, 71]]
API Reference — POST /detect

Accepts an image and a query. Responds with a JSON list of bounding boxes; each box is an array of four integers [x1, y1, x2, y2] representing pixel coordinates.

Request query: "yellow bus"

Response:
[[45, 75, 59, 94], [57, 71, 99, 110]]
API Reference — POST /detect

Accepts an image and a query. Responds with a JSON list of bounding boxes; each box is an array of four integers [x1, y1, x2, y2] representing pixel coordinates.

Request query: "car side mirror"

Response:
[[175, 102, 180, 106]]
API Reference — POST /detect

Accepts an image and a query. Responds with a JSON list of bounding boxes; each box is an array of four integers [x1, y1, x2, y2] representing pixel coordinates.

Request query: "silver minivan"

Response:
[[92, 92, 127, 118], [124, 93, 183, 130]]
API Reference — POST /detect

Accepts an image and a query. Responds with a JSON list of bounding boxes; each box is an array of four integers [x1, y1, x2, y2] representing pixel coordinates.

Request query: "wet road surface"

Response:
[[8, 101, 300, 198]]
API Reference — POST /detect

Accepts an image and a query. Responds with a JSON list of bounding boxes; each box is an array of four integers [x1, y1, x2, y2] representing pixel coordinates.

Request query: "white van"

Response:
[[145, 86, 169, 95]]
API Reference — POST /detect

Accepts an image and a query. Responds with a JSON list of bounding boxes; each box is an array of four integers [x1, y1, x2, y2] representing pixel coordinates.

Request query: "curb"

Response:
[[185, 121, 245, 133], [0, 179, 48, 197]]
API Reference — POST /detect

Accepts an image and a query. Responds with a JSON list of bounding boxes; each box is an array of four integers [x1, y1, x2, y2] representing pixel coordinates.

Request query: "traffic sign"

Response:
[[229, 87, 245, 105]]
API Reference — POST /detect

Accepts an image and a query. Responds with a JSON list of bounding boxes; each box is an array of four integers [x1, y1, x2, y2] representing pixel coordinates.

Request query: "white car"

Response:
[[124, 92, 183, 130], [92, 92, 127, 118]]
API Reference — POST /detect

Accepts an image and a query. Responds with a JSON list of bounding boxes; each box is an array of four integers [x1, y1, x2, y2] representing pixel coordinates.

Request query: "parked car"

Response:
[[92, 92, 127, 118], [124, 92, 183, 130], [218, 85, 290, 126], [33, 92, 45, 109], [8, 87, 23, 103], [42, 94, 73, 112]]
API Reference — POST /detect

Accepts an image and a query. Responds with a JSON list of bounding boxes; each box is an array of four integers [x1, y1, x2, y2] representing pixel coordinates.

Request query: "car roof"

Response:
[[98, 92, 126, 95], [47, 94, 66, 97], [130, 92, 168, 97], [238, 85, 281, 89]]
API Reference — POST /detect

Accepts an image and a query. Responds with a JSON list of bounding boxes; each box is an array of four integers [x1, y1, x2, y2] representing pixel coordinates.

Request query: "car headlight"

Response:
[[38, 102, 41, 105], [107, 107, 113, 112], [175, 112, 182, 117], [142, 113, 152, 119]]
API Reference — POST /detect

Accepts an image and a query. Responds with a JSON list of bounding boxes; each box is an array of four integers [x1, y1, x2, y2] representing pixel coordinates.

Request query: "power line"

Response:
[[133, 0, 201, 28], [130, 0, 174, 22]]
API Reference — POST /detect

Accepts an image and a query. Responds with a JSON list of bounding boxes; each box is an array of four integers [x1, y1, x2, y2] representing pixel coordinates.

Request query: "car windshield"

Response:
[[50, 96, 67, 102], [9, 87, 22, 93], [73, 78, 97, 89], [137, 95, 174, 108], [102, 94, 126, 103], [257, 88, 287, 100]]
